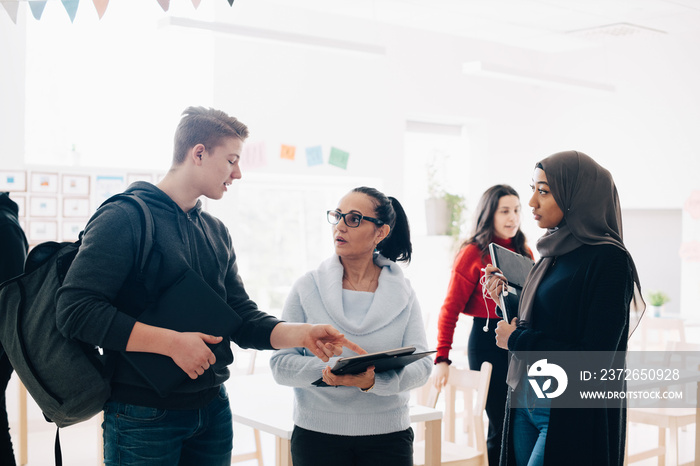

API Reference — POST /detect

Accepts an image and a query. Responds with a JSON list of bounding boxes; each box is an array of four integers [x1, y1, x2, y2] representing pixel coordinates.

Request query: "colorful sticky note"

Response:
[[305, 146, 323, 167], [684, 190, 700, 220], [680, 241, 700, 262], [328, 147, 349, 170], [241, 141, 267, 170], [280, 144, 296, 161]]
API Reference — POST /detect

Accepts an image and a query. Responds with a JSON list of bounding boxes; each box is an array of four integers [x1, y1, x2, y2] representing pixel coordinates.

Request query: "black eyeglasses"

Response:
[[327, 210, 384, 228]]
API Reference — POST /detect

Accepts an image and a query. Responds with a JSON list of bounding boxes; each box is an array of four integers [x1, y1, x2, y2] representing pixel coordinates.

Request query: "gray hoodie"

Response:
[[56, 182, 279, 408]]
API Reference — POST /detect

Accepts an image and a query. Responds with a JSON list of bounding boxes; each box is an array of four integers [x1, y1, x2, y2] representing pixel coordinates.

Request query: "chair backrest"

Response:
[[638, 316, 686, 350], [422, 362, 492, 449]]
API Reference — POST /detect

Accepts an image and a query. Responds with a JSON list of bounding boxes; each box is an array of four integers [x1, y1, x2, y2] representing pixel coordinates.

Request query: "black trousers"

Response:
[[291, 425, 414, 466], [0, 353, 16, 466], [468, 317, 509, 466]]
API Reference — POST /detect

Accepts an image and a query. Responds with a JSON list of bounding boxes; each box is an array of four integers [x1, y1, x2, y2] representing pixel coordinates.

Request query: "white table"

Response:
[[228, 373, 442, 466]]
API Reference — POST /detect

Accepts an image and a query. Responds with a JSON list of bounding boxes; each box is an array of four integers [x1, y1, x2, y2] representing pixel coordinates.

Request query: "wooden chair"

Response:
[[626, 341, 699, 465], [637, 316, 686, 351], [414, 362, 492, 466]]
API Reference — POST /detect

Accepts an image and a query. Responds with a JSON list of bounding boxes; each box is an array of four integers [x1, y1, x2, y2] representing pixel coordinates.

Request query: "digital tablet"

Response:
[[123, 269, 242, 397], [488, 242, 535, 323], [311, 346, 436, 387]]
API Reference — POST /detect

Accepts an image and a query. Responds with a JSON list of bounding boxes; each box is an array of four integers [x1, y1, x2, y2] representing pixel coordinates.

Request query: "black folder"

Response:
[[488, 242, 535, 322], [312, 346, 436, 387], [122, 269, 242, 397]]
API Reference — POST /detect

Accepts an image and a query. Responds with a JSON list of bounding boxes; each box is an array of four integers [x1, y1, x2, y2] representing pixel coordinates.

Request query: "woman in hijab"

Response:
[[486, 151, 643, 466]]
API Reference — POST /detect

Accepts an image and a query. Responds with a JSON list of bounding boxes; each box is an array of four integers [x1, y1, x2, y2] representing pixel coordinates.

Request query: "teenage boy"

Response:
[[56, 107, 363, 465]]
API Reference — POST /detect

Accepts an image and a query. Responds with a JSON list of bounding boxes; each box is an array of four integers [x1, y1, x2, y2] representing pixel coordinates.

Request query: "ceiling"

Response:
[[263, 0, 700, 52]]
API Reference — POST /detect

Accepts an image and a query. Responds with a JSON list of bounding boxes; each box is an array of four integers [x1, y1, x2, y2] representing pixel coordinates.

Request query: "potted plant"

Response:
[[424, 156, 466, 239], [646, 291, 670, 317]]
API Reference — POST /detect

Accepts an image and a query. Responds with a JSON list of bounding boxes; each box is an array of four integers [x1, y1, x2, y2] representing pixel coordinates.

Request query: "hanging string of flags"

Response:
[[0, 0, 235, 23]]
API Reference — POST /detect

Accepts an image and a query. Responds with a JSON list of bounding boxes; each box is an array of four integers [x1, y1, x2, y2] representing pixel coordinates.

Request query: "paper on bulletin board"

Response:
[[328, 147, 349, 170], [95, 175, 126, 205]]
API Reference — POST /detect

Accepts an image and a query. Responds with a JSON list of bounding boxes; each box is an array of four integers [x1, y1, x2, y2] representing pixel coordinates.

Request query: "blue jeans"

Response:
[[512, 384, 551, 466], [103, 386, 232, 466]]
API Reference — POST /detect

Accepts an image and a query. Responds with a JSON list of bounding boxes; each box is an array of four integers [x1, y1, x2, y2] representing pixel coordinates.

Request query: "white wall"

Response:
[[0, 11, 25, 168], [2, 1, 700, 315]]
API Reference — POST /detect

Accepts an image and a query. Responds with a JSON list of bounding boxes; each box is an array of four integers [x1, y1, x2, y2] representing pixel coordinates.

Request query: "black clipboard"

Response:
[[312, 346, 436, 387], [122, 269, 242, 397], [488, 242, 534, 323]]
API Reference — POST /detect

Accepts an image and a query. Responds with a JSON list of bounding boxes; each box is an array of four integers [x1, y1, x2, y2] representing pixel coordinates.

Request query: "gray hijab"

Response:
[[507, 150, 644, 389]]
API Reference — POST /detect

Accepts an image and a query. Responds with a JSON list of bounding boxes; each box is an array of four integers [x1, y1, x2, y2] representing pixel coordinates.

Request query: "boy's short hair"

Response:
[[172, 106, 249, 165]]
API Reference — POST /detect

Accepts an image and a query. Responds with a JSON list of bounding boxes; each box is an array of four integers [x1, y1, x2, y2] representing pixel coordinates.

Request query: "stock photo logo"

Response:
[[528, 359, 569, 399]]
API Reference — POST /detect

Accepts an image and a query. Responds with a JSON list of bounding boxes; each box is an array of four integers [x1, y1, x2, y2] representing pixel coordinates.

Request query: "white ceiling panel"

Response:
[[255, 0, 700, 51]]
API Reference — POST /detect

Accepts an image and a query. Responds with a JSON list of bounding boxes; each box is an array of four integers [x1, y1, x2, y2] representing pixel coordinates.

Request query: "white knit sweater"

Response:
[[269, 254, 431, 436]]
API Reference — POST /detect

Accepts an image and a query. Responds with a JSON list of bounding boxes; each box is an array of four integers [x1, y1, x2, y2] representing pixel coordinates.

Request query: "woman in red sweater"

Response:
[[433, 184, 532, 466]]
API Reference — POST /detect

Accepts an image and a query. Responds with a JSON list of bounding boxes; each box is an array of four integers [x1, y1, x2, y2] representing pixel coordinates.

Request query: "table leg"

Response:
[[695, 379, 699, 466], [19, 382, 27, 466], [424, 418, 442, 466], [276, 437, 293, 466]]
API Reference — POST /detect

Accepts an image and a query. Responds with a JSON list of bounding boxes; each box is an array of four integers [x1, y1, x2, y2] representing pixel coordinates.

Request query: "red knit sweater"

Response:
[[435, 236, 533, 362]]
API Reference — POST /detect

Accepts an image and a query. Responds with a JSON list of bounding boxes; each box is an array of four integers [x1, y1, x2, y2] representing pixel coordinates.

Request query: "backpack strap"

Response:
[[96, 193, 155, 276]]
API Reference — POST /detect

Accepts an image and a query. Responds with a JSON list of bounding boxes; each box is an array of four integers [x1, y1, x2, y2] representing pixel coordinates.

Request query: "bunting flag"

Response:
[[2, 0, 237, 22], [328, 146, 349, 170], [156, 0, 169, 12], [28, 1, 47, 20], [92, 0, 108, 19], [61, 0, 79, 22], [1, 1, 20, 23], [305, 146, 323, 167]]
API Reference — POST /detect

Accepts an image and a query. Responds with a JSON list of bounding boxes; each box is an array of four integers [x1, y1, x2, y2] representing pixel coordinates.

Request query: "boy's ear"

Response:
[[190, 144, 206, 165]]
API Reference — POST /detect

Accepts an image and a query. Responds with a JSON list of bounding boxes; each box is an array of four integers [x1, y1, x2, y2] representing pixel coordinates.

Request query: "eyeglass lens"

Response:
[[328, 211, 363, 227]]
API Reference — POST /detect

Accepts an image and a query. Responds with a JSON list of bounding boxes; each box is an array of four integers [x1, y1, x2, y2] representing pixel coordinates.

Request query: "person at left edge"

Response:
[[56, 106, 364, 466], [0, 192, 29, 466]]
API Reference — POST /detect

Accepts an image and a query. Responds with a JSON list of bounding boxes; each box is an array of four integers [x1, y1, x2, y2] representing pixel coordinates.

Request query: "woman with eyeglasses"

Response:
[[270, 186, 431, 466]]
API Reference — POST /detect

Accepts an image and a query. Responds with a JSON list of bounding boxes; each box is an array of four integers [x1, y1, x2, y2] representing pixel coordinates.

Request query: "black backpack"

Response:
[[0, 192, 154, 463]]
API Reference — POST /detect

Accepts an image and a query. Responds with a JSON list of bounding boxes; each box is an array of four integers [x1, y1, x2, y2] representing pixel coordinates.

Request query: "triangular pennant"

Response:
[[156, 0, 170, 12], [28, 1, 47, 20], [92, 0, 108, 19], [191, 0, 202, 9], [61, 0, 79, 22], [0, 1, 20, 23], [227, 0, 234, 5]]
